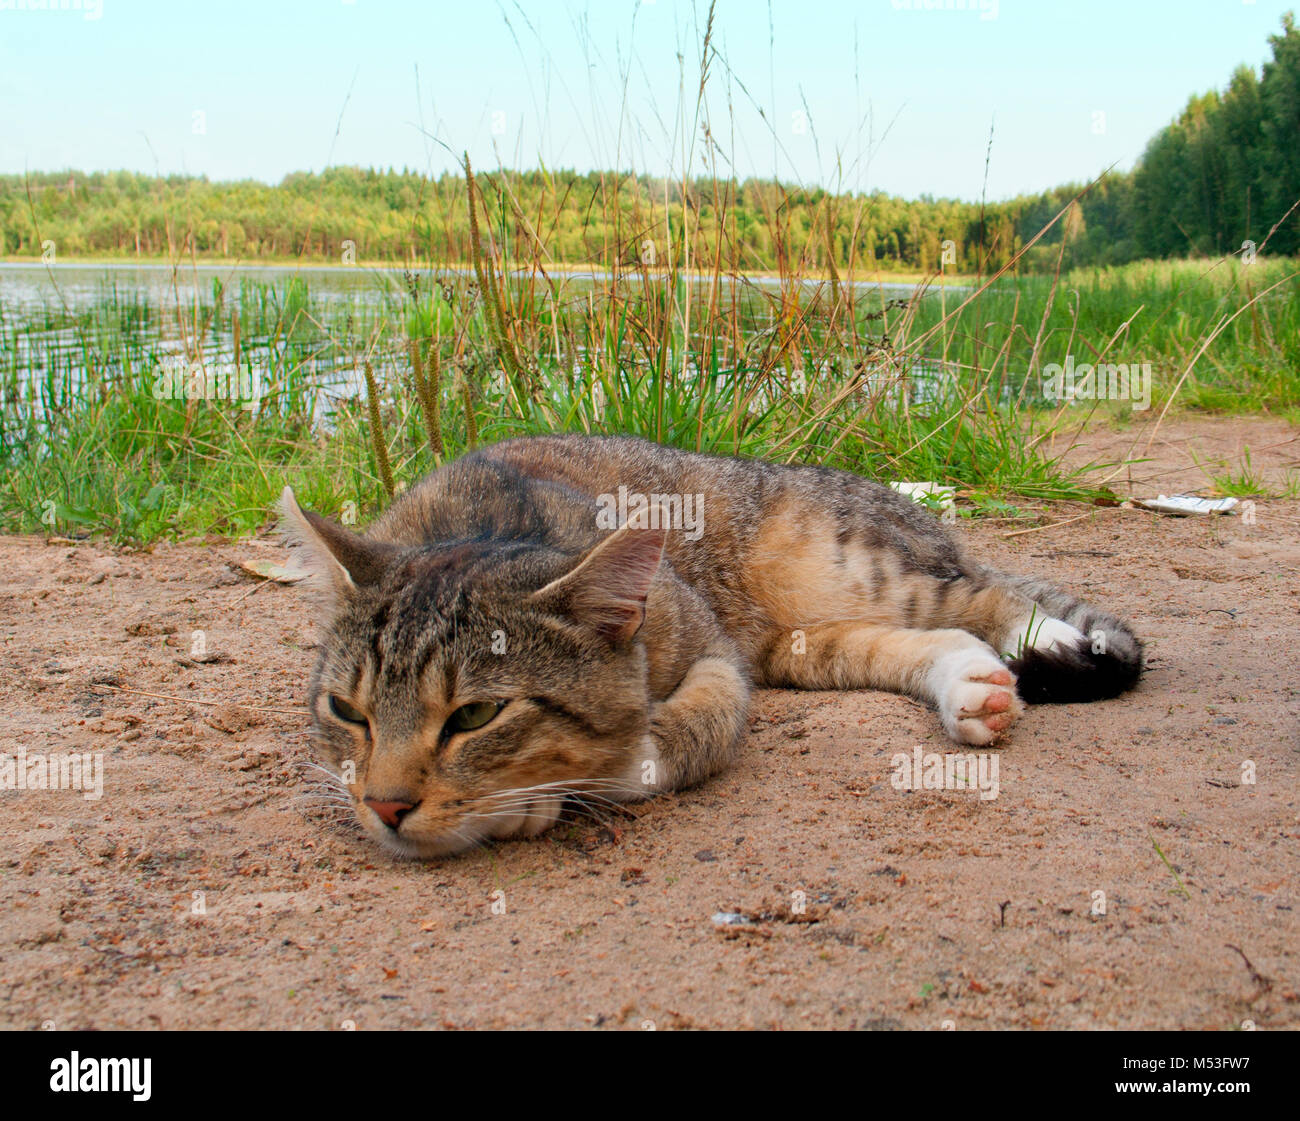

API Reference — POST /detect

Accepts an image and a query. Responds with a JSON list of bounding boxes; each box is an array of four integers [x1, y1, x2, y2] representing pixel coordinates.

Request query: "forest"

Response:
[[1, 14, 1297, 274]]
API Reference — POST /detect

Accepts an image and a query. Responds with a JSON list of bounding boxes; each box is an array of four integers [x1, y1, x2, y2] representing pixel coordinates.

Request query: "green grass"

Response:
[[0, 225, 1296, 543], [1203, 447, 1300, 499], [905, 256, 1300, 415], [1149, 834, 1191, 901]]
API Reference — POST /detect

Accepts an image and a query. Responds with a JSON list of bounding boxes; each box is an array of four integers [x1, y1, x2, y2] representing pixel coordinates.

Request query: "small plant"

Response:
[[1205, 447, 1273, 498]]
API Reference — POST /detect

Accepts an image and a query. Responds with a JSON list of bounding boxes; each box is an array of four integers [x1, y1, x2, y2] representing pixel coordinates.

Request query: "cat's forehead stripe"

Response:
[[369, 544, 504, 693]]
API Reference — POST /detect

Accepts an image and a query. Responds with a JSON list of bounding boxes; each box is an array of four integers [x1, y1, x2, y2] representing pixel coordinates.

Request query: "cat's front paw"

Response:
[[609, 733, 663, 801], [930, 648, 1024, 745]]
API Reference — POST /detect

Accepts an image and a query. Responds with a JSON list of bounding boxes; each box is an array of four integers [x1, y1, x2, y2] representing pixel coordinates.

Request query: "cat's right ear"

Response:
[[278, 487, 398, 614]]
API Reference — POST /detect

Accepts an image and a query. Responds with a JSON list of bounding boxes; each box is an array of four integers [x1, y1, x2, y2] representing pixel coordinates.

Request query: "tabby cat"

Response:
[[281, 435, 1142, 858]]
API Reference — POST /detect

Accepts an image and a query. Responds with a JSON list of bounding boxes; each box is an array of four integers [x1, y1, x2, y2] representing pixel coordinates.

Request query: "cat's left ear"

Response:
[[278, 487, 400, 614], [532, 517, 667, 644]]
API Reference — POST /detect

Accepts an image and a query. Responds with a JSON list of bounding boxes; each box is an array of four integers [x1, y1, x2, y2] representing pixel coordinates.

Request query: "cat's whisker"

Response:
[[295, 783, 351, 802], [475, 778, 640, 809], [426, 820, 482, 853], [476, 796, 633, 820], [295, 781, 351, 795], [296, 799, 354, 811], [565, 789, 635, 808], [295, 760, 348, 786], [294, 791, 351, 803], [569, 795, 629, 819], [558, 803, 618, 829], [294, 781, 352, 796], [488, 776, 638, 794], [464, 786, 635, 830], [296, 808, 359, 828], [470, 793, 594, 815], [458, 806, 548, 824]]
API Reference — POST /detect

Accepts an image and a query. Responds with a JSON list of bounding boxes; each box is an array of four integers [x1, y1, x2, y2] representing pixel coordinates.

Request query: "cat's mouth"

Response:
[[360, 794, 567, 859]]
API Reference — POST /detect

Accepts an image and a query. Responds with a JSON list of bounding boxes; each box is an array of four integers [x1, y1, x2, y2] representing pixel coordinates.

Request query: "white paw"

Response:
[[486, 795, 565, 839], [1000, 614, 1087, 658], [607, 733, 663, 802], [929, 647, 1024, 745]]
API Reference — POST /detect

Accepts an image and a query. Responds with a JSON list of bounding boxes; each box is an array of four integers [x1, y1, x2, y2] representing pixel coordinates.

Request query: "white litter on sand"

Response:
[[1132, 494, 1240, 517], [890, 481, 956, 510]]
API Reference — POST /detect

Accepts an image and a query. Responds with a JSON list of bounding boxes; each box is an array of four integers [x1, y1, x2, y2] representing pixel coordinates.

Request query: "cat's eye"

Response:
[[445, 701, 503, 734], [328, 695, 369, 726]]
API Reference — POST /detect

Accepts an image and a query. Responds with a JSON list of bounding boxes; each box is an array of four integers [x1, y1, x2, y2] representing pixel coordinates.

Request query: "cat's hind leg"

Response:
[[758, 623, 1023, 746]]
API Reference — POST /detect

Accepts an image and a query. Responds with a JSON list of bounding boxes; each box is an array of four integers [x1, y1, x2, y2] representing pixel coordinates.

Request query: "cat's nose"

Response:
[[363, 797, 419, 829]]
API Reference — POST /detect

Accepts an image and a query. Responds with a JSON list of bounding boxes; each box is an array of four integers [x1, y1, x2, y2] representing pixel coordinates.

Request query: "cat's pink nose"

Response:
[[364, 797, 417, 829]]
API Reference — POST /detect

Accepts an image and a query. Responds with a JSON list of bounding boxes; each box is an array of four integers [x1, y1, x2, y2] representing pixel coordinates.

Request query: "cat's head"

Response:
[[279, 487, 664, 858]]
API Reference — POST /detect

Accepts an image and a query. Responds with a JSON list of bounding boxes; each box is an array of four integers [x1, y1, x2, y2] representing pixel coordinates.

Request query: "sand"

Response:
[[1, 417, 1296, 1029]]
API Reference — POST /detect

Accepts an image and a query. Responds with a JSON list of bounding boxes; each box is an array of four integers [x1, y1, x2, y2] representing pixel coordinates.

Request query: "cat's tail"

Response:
[[975, 565, 1145, 704]]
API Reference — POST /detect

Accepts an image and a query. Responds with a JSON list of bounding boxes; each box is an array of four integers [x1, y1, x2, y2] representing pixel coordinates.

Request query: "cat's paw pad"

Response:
[[931, 649, 1024, 745]]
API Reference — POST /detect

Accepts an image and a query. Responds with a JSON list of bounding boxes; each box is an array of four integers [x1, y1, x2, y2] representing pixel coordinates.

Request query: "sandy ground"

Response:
[[2, 417, 1297, 1030]]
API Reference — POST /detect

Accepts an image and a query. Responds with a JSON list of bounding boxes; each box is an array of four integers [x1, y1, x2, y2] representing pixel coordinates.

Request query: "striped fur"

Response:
[[281, 434, 1143, 858]]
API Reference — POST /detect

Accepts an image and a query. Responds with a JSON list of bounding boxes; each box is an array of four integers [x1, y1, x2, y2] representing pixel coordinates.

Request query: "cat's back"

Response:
[[475, 435, 957, 568], [367, 433, 956, 576], [362, 434, 785, 562]]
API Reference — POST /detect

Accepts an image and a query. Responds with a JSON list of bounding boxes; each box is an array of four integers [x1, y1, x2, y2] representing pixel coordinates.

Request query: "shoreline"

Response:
[[0, 256, 980, 287]]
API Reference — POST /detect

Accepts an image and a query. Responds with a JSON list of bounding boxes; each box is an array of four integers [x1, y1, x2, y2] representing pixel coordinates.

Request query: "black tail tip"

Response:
[[1009, 637, 1142, 705]]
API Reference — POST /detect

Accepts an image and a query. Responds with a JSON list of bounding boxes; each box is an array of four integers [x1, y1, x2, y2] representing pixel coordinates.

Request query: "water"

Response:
[[0, 261, 947, 313], [0, 262, 965, 433], [0, 263, 416, 416]]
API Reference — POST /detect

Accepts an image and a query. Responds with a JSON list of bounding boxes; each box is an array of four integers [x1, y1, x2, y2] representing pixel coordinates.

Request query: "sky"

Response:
[[0, 0, 1295, 202]]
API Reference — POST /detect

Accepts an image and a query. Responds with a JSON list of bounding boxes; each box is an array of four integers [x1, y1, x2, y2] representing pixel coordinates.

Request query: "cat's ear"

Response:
[[278, 487, 398, 613], [532, 517, 667, 643]]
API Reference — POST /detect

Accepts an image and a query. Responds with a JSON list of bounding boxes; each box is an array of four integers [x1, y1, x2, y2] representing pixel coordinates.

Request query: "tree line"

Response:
[[2, 15, 1296, 275]]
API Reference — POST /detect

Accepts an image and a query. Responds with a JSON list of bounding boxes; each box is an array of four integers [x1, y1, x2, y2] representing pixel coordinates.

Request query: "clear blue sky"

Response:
[[0, 0, 1294, 201]]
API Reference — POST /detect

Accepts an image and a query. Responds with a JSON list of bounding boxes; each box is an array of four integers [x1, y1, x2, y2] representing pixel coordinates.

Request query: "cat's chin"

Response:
[[368, 826, 489, 860], [364, 795, 567, 860]]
